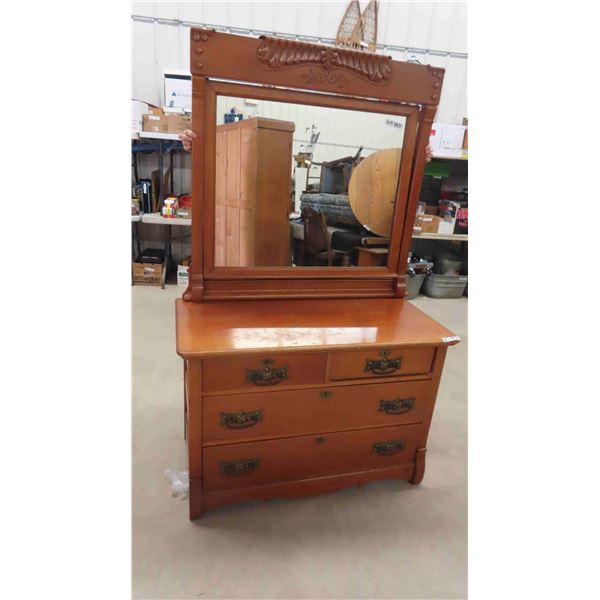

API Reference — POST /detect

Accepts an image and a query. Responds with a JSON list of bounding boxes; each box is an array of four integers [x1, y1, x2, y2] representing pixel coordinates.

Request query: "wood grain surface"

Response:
[[202, 379, 434, 444], [176, 297, 459, 358], [203, 423, 422, 491], [348, 148, 402, 237]]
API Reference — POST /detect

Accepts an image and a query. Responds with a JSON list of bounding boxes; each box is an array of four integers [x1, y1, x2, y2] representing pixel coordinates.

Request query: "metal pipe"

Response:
[[131, 14, 468, 60]]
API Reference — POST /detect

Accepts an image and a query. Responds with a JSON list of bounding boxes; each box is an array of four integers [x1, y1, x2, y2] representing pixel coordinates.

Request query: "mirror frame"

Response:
[[185, 30, 445, 302]]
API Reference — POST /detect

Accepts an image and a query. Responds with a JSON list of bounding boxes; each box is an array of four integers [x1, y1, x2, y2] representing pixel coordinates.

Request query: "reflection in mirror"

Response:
[[214, 95, 407, 268]]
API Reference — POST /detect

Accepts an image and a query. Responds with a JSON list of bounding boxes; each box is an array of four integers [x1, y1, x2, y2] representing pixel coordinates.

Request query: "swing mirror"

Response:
[[187, 30, 444, 301], [213, 93, 409, 269]]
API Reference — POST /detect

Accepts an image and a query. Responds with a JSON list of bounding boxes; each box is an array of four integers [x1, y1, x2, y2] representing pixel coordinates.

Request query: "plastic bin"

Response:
[[405, 273, 426, 299], [423, 274, 468, 298]]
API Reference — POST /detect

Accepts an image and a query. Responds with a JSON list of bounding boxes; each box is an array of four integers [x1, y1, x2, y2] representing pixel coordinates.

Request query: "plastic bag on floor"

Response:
[[164, 469, 189, 499]]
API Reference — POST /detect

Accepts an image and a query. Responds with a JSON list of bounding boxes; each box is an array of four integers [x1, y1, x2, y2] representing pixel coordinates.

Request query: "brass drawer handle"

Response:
[[245, 358, 288, 386], [365, 349, 402, 375], [319, 390, 333, 399], [379, 397, 415, 415], [219, 458, 260, 476], [220, 409, 263, 429], [373, 439, 406, 456]]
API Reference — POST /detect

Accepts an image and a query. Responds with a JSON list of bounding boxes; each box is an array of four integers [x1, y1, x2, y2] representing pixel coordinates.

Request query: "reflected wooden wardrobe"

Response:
[[215, 117, 293, 267]]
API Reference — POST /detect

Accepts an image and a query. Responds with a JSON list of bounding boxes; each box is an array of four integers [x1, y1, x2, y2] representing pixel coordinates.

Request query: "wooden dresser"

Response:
[[215, 117, 294, 267], [177, 298, 459, 519], [175, 30, 459, 518]]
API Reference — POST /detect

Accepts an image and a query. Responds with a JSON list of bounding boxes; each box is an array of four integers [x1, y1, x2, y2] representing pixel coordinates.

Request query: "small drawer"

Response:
[[203, 380, 433, 443], [203, 423, 422, 491], [203, 352, 327, 393], [329, 346, 435, 381]]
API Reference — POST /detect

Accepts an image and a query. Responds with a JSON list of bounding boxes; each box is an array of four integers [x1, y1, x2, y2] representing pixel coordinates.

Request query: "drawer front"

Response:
[[203, 352, 327, 393], [203, 423, 422, 491], [329, 347, 435, 381], [203, 380, 433, 443]]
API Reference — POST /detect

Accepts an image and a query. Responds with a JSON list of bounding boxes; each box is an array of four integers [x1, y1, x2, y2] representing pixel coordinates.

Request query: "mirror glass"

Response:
[[214, 95, 407, 268]]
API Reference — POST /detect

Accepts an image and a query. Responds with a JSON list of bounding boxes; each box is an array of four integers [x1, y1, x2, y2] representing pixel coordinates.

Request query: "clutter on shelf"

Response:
[[223, 107, 244, 123], [132, 99, 192, 136], [413, 175, 468, 236], [176, 195, 192, 219], [161, 195, 179, 218]]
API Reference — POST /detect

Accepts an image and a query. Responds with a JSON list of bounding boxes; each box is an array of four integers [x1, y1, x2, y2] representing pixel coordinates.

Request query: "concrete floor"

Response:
[[133, 286, 467, 600]]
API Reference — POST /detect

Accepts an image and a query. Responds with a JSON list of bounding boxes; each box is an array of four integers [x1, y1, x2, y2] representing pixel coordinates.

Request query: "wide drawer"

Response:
[[203, 352, 327, 393], [203, 423, 422, 491], [329, 346, 435, 381], [203, 380, 433, 443]]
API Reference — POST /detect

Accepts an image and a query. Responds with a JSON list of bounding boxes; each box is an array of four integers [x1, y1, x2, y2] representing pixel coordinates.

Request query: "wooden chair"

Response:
[[301, 207, 352, 266]]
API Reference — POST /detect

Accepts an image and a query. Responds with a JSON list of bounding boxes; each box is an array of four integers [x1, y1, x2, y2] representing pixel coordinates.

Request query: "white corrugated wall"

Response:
[[132, 1, 467, 123]]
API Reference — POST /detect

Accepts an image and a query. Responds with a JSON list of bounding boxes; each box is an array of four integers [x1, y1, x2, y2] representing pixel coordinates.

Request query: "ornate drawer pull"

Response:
[[219, 458, 261, 476], [379, 397, 415, 415], [364, 349, 402, 375], [372, 439, 406, 456], [220, 409, 263, 429], [245, 358, 288, 386]]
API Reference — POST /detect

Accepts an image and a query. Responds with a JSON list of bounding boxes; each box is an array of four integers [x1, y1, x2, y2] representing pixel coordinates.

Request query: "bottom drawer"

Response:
[[203, 423, 422, 491]]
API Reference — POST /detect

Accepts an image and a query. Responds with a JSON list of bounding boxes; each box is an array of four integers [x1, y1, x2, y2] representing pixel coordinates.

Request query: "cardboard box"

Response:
[[132, 261, 163, 286], [414, 214, 442, 234], [177, 264, 189, 287], [166, 113, 192, 134], [143, 112, 168, 133]]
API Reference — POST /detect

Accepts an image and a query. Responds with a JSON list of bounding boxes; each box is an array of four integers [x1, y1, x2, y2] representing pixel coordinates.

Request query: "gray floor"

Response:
[[133, 286, 467, 600]]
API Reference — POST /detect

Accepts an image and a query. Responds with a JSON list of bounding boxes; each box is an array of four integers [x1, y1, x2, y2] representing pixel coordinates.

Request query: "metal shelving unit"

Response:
[[412, 232, 467, 242], [131, 133, 186, 198]]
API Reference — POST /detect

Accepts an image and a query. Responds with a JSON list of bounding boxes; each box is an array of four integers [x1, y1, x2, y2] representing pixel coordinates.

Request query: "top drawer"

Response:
[[203, 352, 327, 393], [329, 346, 435, 381]]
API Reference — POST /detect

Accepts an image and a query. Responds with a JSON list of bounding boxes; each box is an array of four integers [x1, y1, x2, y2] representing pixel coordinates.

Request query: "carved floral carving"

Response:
[[256, 36, 392, 86]]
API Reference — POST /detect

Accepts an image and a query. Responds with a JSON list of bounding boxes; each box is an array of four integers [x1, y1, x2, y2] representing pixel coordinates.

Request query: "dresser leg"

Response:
[[189, 478, 204, 520], [410, 448, 427, 485]]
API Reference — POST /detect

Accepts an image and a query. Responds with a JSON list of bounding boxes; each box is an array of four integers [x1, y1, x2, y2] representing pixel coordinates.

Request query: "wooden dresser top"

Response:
[[176, 298, 459, 358]]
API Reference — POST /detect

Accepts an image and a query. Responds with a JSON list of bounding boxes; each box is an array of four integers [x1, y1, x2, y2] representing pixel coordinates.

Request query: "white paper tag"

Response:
[[442, 335, 461, 343]]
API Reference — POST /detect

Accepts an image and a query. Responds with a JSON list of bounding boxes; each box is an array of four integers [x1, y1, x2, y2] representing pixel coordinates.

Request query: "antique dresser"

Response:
[[176, 30, 460, 519]]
